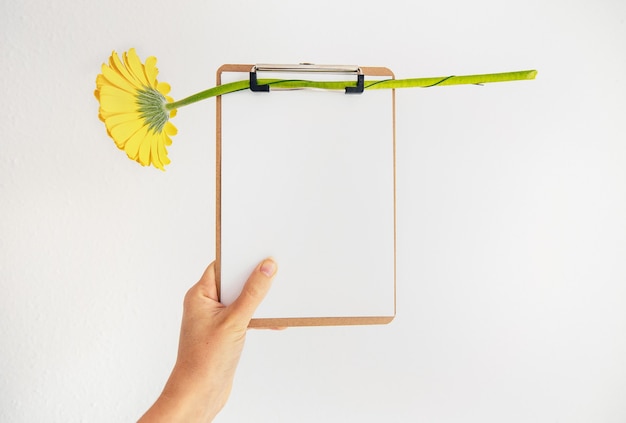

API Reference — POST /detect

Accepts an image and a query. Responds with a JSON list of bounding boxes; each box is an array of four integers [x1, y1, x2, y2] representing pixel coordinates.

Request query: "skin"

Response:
[[138, 258, 278, 422]]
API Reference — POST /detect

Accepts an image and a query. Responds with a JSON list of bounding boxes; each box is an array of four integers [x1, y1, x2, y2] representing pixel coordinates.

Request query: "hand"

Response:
[[138, 258, 278, 422]]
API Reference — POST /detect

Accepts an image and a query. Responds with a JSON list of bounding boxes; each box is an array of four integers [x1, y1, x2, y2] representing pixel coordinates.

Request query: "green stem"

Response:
[[165, 70, 537, 111]]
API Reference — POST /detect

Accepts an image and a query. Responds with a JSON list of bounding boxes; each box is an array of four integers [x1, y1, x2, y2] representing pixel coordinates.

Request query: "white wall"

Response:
[[1, 0, 625, 421]]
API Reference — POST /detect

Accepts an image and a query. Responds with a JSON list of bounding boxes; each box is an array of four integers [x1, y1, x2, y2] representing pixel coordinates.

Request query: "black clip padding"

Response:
[[345, 74, 364, 94], [249, 71, 270, 92]]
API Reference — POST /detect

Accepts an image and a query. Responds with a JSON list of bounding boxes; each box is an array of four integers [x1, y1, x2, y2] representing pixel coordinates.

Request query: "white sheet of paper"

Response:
[[219, 70, 395, 320]]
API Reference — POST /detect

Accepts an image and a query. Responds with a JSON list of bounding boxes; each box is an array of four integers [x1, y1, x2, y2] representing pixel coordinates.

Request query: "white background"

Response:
[[1, 0, 625, 422]]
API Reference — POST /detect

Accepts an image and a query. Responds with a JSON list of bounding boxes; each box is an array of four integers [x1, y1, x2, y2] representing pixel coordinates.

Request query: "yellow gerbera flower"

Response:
[[94, 49, 536, 170], [94, 48, 177, 170]]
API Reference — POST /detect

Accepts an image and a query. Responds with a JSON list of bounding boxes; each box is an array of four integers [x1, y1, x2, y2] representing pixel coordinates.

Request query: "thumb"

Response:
[[227, 258, 277, 325]]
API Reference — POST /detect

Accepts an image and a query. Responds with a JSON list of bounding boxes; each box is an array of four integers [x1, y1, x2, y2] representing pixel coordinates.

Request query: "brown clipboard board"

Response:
[[216, 63, 396, 327]]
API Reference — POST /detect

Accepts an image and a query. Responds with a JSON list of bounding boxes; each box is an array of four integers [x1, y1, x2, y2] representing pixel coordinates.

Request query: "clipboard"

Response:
[[216, 63, 396, 327]]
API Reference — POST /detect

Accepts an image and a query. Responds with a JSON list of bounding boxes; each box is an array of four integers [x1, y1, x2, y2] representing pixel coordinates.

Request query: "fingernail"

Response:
[[260, 259, 277, 277]]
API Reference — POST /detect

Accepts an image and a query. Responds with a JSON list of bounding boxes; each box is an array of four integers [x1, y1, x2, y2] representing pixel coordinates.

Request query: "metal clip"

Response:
[[249, 63, 364, 94]]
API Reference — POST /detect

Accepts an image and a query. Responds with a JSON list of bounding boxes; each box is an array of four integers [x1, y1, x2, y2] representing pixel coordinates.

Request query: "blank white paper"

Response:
[[219, 70, 395, 320]]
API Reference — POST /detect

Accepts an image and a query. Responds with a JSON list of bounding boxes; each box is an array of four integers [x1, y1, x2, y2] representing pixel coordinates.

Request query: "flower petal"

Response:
[[99, 64, 138, 93], [157, 82, 171, 96], [164, 122, 177, 136], [149, 134, 164, 170], [138, 132, 152, 166], [103, 111, 143, 130], [109, 117, 145, 148], [98, 84, 137, 103], [124, 125, 149, 160], [110, 51, 141, 88], [158, 133, 172, 164], [144, 56, 159, 88], [98, 91, 139, 115], [124, 48, 149, 87], [158, 134, 172, 165]]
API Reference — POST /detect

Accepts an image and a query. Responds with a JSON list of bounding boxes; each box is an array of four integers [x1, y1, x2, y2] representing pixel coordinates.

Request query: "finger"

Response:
[[227, 258, 277, 325], [194, 261, 218, 301]]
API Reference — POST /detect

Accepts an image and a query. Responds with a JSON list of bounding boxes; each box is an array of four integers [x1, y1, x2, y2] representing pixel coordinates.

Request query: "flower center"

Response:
[[136, 87, 169, 133]]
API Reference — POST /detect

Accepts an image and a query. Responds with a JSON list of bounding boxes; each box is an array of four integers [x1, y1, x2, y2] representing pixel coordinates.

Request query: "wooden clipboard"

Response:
[[216, 63, 396, 327]]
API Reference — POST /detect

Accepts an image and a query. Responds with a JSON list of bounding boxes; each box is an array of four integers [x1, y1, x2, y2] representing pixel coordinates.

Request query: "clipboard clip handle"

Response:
[[249, 63, 365, 94]]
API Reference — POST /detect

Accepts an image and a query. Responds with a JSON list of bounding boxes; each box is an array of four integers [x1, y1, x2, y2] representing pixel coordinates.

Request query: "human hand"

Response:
[[138, 258, 278, 422]]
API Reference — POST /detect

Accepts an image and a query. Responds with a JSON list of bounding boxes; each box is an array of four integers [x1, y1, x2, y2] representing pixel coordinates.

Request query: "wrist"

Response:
[[138, 366, 223, 423]]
